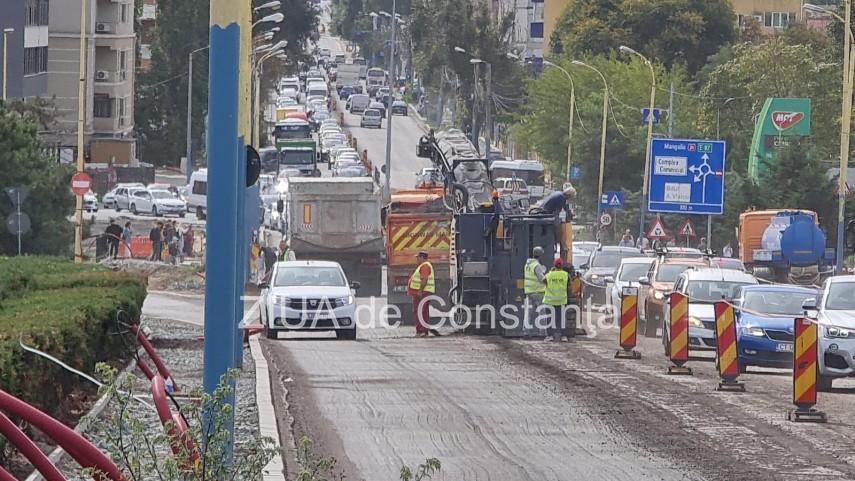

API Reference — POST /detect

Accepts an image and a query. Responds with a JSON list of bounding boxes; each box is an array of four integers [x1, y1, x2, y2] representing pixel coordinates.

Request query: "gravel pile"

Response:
[[46, 318, 265, 481]]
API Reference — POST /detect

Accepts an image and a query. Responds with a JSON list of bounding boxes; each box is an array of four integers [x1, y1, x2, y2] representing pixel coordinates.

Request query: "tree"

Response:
[[698, 38, 841, 173], [520, 55, 701, 214], [551, 0, 736, 75], [0, 104, 75, 256]]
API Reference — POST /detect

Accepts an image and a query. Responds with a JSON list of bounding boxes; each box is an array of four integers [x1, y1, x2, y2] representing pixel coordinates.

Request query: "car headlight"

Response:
[[653, 290, 666, 300], [272, 295, 290, 305], [741, 326, 765, 337], [334, 295, 354, 307], [825, 327, 855, 339], [688, 316, 705, 328]]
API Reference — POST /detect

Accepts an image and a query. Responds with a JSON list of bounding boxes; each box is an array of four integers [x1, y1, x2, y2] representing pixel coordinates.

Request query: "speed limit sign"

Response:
[[600, 212, 613, 226]]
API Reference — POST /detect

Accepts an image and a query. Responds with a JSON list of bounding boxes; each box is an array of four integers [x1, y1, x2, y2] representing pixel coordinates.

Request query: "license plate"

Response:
[[776, 343, 794, 352], [393, 286, 408, 292]]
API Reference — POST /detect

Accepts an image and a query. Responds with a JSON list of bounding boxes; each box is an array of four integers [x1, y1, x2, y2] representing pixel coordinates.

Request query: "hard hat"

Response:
[[554, 258, 564, 267], [533, 246, 544, 256]]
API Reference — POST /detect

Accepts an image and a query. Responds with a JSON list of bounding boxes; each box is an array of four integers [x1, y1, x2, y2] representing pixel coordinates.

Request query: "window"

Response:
[[118, 97, 126, 126], [764, 12, 795, 28], [26, 0, 49, 26], [23, 47, 48, 75], [119, 50, 127, 79], [191, 180, 207, 195], [94, 94, 113, 118], [121, 3, 130, 23], [530, 22, 544, 39]]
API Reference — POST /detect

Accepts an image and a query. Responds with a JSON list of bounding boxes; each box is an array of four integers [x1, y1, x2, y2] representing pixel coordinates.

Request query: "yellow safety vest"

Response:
[[524, 260, 546, 294], [543, 270, 569, 306], [408, 261, 436, 293]]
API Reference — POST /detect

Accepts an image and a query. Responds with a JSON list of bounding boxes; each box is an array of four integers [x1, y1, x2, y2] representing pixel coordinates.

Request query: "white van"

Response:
[[306, 81, 329, 100], [187, 169, 208, 220], [279, 77, 301, 95], [347, 94, 370, 114]]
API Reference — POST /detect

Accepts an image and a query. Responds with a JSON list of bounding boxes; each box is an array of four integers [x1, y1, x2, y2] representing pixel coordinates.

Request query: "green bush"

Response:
[[0, 256, 147, 415]]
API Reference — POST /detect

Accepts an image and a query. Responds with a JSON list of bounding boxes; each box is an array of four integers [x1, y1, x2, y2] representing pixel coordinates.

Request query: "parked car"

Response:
[[115, 186, 147, 211], [605, 257, 655, 314], [733, 285, 816, 372], [662, 268, 758, 355], [360, 109, 383, 128], [83, 190, 99, 212], [803, 276, 855, 390], [258, 260, 361, 340], [638, 257, 709, 337], [391, 100, 408, 116], [103, 183, 144, 209], [129, 189, 187, 217], [580, 246, 643, 307], [187, 169, 208, 219]]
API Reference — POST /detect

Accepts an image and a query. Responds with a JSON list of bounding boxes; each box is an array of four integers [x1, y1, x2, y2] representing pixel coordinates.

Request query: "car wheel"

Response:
[[196, 206, 206, 220], [643, 302, 659, 337], [739, 363, 748, 374], [662, 321, 671, 357], [152, 206, 158, 216], [817, 374, 834, 392], [179, 213, 186, 218], [265, 327, 278, 339], [115, 206, 121, 212], [130, 204, 138, 215]]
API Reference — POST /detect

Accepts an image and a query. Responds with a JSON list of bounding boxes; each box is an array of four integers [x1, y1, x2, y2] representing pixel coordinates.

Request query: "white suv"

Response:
[[259, 261, 361, 340], [803, 276, 855, 391]]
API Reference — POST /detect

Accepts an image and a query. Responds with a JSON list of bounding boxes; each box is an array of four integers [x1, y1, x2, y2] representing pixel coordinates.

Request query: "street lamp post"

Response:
[[805, 3, 854, 273], [573, 60, 609, 241], [2, 28, 13, 101], [383, 0, 397, 204], [715, 97, 736, 139], [74, 0, 88, 263], [254, 47, 287, 148], [253, 1, 281, 13], [252, 12, 284, 29], [543, 60, 576, 181], [453, 47, 492, 158], [620, 45, 656, 243], [186, 46, 210, 186]]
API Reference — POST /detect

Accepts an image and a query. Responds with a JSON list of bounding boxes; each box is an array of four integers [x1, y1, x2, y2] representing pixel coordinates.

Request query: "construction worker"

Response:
[[524, 246, 547, 334], [278, 239, 296, 261], [543, 258, 571, 342], [408, 250, 435, 337]]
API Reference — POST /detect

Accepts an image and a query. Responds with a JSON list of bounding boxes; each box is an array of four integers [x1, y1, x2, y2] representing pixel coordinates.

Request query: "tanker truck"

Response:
[[738, 210, 835, 285]]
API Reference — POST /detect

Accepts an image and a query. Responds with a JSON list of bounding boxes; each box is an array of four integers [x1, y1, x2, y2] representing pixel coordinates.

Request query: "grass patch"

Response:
[[0, 256, 146, 416]]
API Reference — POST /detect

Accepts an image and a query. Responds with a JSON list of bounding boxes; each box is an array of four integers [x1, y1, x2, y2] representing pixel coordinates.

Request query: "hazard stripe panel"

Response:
[[793, 318, 818, 406], [714, 302, 739, 379], [669, 293, 689, 363], [620, 290, 638, 349]]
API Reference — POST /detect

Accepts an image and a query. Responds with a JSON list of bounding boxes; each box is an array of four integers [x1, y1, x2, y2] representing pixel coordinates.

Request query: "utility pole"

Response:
[[668, 81, 673, 139], [471, 62, 479, 147], [74, 0, 88, 264], [383, 0, 396, 204], [484, 62, 492, 161]]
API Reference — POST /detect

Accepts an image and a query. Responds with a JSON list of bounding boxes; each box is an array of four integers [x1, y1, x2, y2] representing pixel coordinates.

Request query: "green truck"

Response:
[[273, 118, 321, 177]]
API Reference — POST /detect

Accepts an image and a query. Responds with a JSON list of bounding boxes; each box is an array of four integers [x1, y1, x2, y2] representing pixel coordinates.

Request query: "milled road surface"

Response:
[[262, 311, 855, 481]]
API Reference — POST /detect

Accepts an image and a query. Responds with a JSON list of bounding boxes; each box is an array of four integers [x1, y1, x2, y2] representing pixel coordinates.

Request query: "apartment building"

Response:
[[733, 0, 805, 31], [0, 0, 50, 100], [45, 0, 136, 164], [138, 0, 157, 70]]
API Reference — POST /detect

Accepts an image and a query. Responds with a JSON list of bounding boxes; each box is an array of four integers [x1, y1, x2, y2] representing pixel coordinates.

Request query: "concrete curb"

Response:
[[408, 104, 431, 135], [249, 336, 288, 481]]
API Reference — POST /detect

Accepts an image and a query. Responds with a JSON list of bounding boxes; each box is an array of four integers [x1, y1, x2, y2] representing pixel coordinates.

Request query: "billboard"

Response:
[[747, 98, 811, 182]]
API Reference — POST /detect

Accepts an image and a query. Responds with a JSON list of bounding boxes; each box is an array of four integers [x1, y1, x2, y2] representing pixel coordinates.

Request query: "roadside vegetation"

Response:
[[0, 256, 146, 416]]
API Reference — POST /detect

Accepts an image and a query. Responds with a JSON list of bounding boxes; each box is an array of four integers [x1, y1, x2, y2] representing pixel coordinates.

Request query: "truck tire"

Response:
[[752, 266, 773, 282], [394, 303, 414, 325], [313, 169, 322, 177]]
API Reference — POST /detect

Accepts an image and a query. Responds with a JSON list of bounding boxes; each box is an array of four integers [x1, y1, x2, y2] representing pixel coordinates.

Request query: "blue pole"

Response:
[[203, 2, 240, 453], [234, 142, 247, 368]]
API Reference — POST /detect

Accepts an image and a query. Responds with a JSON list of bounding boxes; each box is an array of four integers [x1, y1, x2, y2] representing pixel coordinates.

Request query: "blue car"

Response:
[[339, 86, 354, 100], [732, 285, 817, 371]]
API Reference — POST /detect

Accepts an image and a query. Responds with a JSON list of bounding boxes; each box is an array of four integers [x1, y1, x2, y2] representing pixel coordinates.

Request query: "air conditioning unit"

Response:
[[753, 15, 763, 23], [96, 70, 110, 81], [95, 23, 112, 33]]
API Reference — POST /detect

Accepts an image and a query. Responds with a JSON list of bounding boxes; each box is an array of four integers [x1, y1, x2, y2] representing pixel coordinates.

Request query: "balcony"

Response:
[[140, 4, 157, 20]]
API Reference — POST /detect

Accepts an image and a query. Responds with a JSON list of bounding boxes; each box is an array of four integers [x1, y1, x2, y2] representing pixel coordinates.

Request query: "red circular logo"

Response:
[[70, 172, 92, 196]]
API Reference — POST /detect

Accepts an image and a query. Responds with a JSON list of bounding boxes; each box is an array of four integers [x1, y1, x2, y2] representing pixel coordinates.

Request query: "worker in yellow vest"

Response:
[[523, 246, 547, 334], [408, 250, 435, 337], [543, 258, 571, 342]]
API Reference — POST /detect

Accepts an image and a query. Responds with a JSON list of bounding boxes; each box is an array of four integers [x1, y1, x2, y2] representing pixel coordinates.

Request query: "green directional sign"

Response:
[[747, 98, 811, 182], [698, 143, 713, 153]]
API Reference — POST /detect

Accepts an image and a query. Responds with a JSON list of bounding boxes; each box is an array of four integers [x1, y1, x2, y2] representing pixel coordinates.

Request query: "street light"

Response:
[[573, 60, 610, 241], [542, 60, 576, 182], [2, 28, 13, 101], [804, 2, 854, 273], [253, 1, 281, 12], [255, 39, 286, 53], [620, 45, 656, 243], [382, 0, 397, 204], [253, 43, 288, 148], [186, 45, 210, 185], [74, 0, 88, 263], [454, 47, 492, 160], [252, 12, 284, 29], [715, 97, 736, 139]]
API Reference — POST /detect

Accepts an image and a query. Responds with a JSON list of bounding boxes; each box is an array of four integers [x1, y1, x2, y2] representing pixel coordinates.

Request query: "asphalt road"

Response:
[[315, 34, 433, 191]]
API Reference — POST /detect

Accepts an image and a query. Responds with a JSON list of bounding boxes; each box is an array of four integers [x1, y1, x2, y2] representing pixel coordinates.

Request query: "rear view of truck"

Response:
[[287, 178, 384, 296], [383, 189, 452, 322]]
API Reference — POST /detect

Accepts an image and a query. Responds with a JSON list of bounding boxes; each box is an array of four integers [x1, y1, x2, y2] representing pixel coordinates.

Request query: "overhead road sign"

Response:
[[648, 139, 726, 215], [600, 191, 624, 209]]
